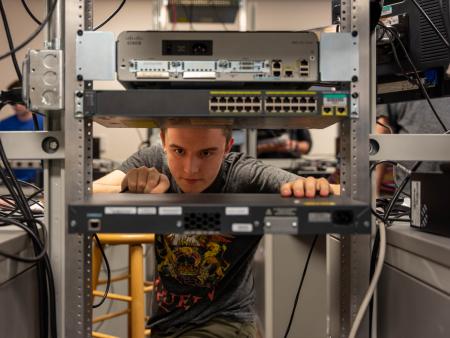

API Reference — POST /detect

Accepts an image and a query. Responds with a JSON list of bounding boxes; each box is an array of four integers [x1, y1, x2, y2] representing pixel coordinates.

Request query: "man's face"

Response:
[[161, 128, 233, 193]]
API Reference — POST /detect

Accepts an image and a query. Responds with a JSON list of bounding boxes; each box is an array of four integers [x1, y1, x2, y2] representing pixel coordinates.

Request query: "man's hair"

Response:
[[161, 127, 233, 143]]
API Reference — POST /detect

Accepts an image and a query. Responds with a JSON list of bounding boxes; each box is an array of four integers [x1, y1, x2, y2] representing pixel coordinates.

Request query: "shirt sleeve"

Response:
[[226, 154, 300, 193], [376, 104, 389, 119], [293, 129, 312, 153], [117, 144, 164, 173]]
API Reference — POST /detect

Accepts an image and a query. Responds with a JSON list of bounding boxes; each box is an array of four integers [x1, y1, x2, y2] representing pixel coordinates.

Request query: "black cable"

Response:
[[0, 0, 58, 62], [284, 235, 318, 338], [94, 0, 127, 31], [0, 139, 56, 338], [410, 0, 450, 49], [0, 216, 48, 262], [378, 23, 449, 133], [21, 0, 41, 25], [92, 233, 111, 308], [0, 0, 22, 81]]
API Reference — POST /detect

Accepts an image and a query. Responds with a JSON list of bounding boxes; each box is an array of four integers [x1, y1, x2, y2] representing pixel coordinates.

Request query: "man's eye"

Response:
[[202, 151, 213, 157], [174, 149, 184, 155]]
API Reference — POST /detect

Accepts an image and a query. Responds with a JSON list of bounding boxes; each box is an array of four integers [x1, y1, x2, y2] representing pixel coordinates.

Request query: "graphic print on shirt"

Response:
[[155, 234, 233, 311]]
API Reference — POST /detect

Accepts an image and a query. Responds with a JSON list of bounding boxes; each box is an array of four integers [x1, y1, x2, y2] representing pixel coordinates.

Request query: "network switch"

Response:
[[69, 194, 371, 235]]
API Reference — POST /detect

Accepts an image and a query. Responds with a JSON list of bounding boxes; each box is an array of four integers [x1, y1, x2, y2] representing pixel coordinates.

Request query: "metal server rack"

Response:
[[38, 0, 372, 337]]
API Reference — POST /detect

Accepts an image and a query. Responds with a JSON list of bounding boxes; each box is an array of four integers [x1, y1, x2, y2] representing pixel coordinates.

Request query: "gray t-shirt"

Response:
[[118, 145, 298, 334], [377, 97, 450, 187]]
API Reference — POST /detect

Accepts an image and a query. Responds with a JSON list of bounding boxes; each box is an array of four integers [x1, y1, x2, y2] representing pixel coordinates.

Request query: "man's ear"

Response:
[[225, 137, 234, 154]]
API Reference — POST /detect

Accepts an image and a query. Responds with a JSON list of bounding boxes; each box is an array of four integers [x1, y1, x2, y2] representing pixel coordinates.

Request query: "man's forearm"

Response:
[[93, 182, 122, 193]]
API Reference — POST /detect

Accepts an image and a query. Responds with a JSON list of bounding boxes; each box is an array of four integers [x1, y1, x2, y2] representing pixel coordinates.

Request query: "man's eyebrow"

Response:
[[169, 144, 184, 148], [168, 144, 219, 152]]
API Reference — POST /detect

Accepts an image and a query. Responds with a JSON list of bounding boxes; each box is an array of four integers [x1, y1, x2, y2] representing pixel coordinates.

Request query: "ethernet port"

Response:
[[300, 106, 307, 112], [272, 60, 281, 69], [211, 97, 218, 103], [300, 59, 309, 66], [88, 219, 101, 231], [273, 71, 281, 77], [322, 107, 332, 115], [300, 97, 307, 104], [245, 106, 252, 112], [285, 70, 293, 77], [308, 97, 316, 104], [253, 106, 260, 112], [219, 97, 227, 103], [266, 106, 274, 112], [283, 97, 290, 104], [245, 97, 252, 103], [308, 106, 315, 112], [219, 106, 227, 112], [236, 97, 244, 104], [292, 106, 299, 112], [210, 106, 218, 112], [275, 97, 282, 104], [228, 106, 236, 112], [282, 106, 290, 112], [236, 106, 243, 112], [253, 97, 260, 104], [291, 97, 299, 104], [274, 106, 281, 112], [266, 97, 274, 104]]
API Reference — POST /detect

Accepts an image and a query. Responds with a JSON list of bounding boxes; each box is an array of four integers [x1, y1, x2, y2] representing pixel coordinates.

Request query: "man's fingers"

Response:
[[136, 167, 149, 193], [292, 179, 305, 198], [151, 174, 170, 193], [122, 167, 169, 194], [280, 182, 293, 197], [317, 178, 331, 197], [126, 169, 139, 192], [120, 175, 128, 192], [143, 168, 161, 193], [304, 177, 317, 198]]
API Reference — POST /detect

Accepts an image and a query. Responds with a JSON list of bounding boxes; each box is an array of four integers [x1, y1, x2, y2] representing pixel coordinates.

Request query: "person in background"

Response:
[[375, 97, 450, 195], [257, 129, 312, 158], [0, 80, 44, 183]]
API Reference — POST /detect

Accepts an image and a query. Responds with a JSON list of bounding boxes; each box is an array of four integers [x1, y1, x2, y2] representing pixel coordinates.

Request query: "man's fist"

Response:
[[280, 177, 339, 198], [121, 167, 170, 193]]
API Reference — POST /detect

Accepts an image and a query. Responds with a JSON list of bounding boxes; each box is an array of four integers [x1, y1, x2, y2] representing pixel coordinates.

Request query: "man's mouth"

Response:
[[182, 178, 202, 184]]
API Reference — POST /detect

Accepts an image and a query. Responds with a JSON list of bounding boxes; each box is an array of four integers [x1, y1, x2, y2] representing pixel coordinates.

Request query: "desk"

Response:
[[378, 223, 450, 338]]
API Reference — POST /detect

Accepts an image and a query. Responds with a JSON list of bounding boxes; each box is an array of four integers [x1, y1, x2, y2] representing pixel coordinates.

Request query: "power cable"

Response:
[[378, 23, 449, 133], [94, 0, 127, 31], [92, 233, 112, 308], [21, 0, 41, 25], [348, 221, 386, 338], [0, 0, 58, 62], [283, 235, 318, 338], [0, 0, 22, 81]]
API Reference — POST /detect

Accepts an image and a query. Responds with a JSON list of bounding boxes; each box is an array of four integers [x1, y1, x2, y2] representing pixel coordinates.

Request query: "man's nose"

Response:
[[183, 156, 200, 175]]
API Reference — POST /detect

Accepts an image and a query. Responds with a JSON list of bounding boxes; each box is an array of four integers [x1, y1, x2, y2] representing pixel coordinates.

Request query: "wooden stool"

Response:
[[92, 234, 155, 338]]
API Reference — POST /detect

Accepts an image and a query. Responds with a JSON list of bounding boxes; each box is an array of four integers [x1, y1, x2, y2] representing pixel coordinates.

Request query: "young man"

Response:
[[94, 127, 338, 338]]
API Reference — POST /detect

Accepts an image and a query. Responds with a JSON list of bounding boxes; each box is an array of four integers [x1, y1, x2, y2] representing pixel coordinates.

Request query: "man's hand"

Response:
[[280, 177, 339, 198], [121, 166, 170, 193]]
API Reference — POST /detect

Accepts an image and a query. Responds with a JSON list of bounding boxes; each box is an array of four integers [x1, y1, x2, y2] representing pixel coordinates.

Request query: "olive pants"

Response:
[[150, 317, 256, 338]]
